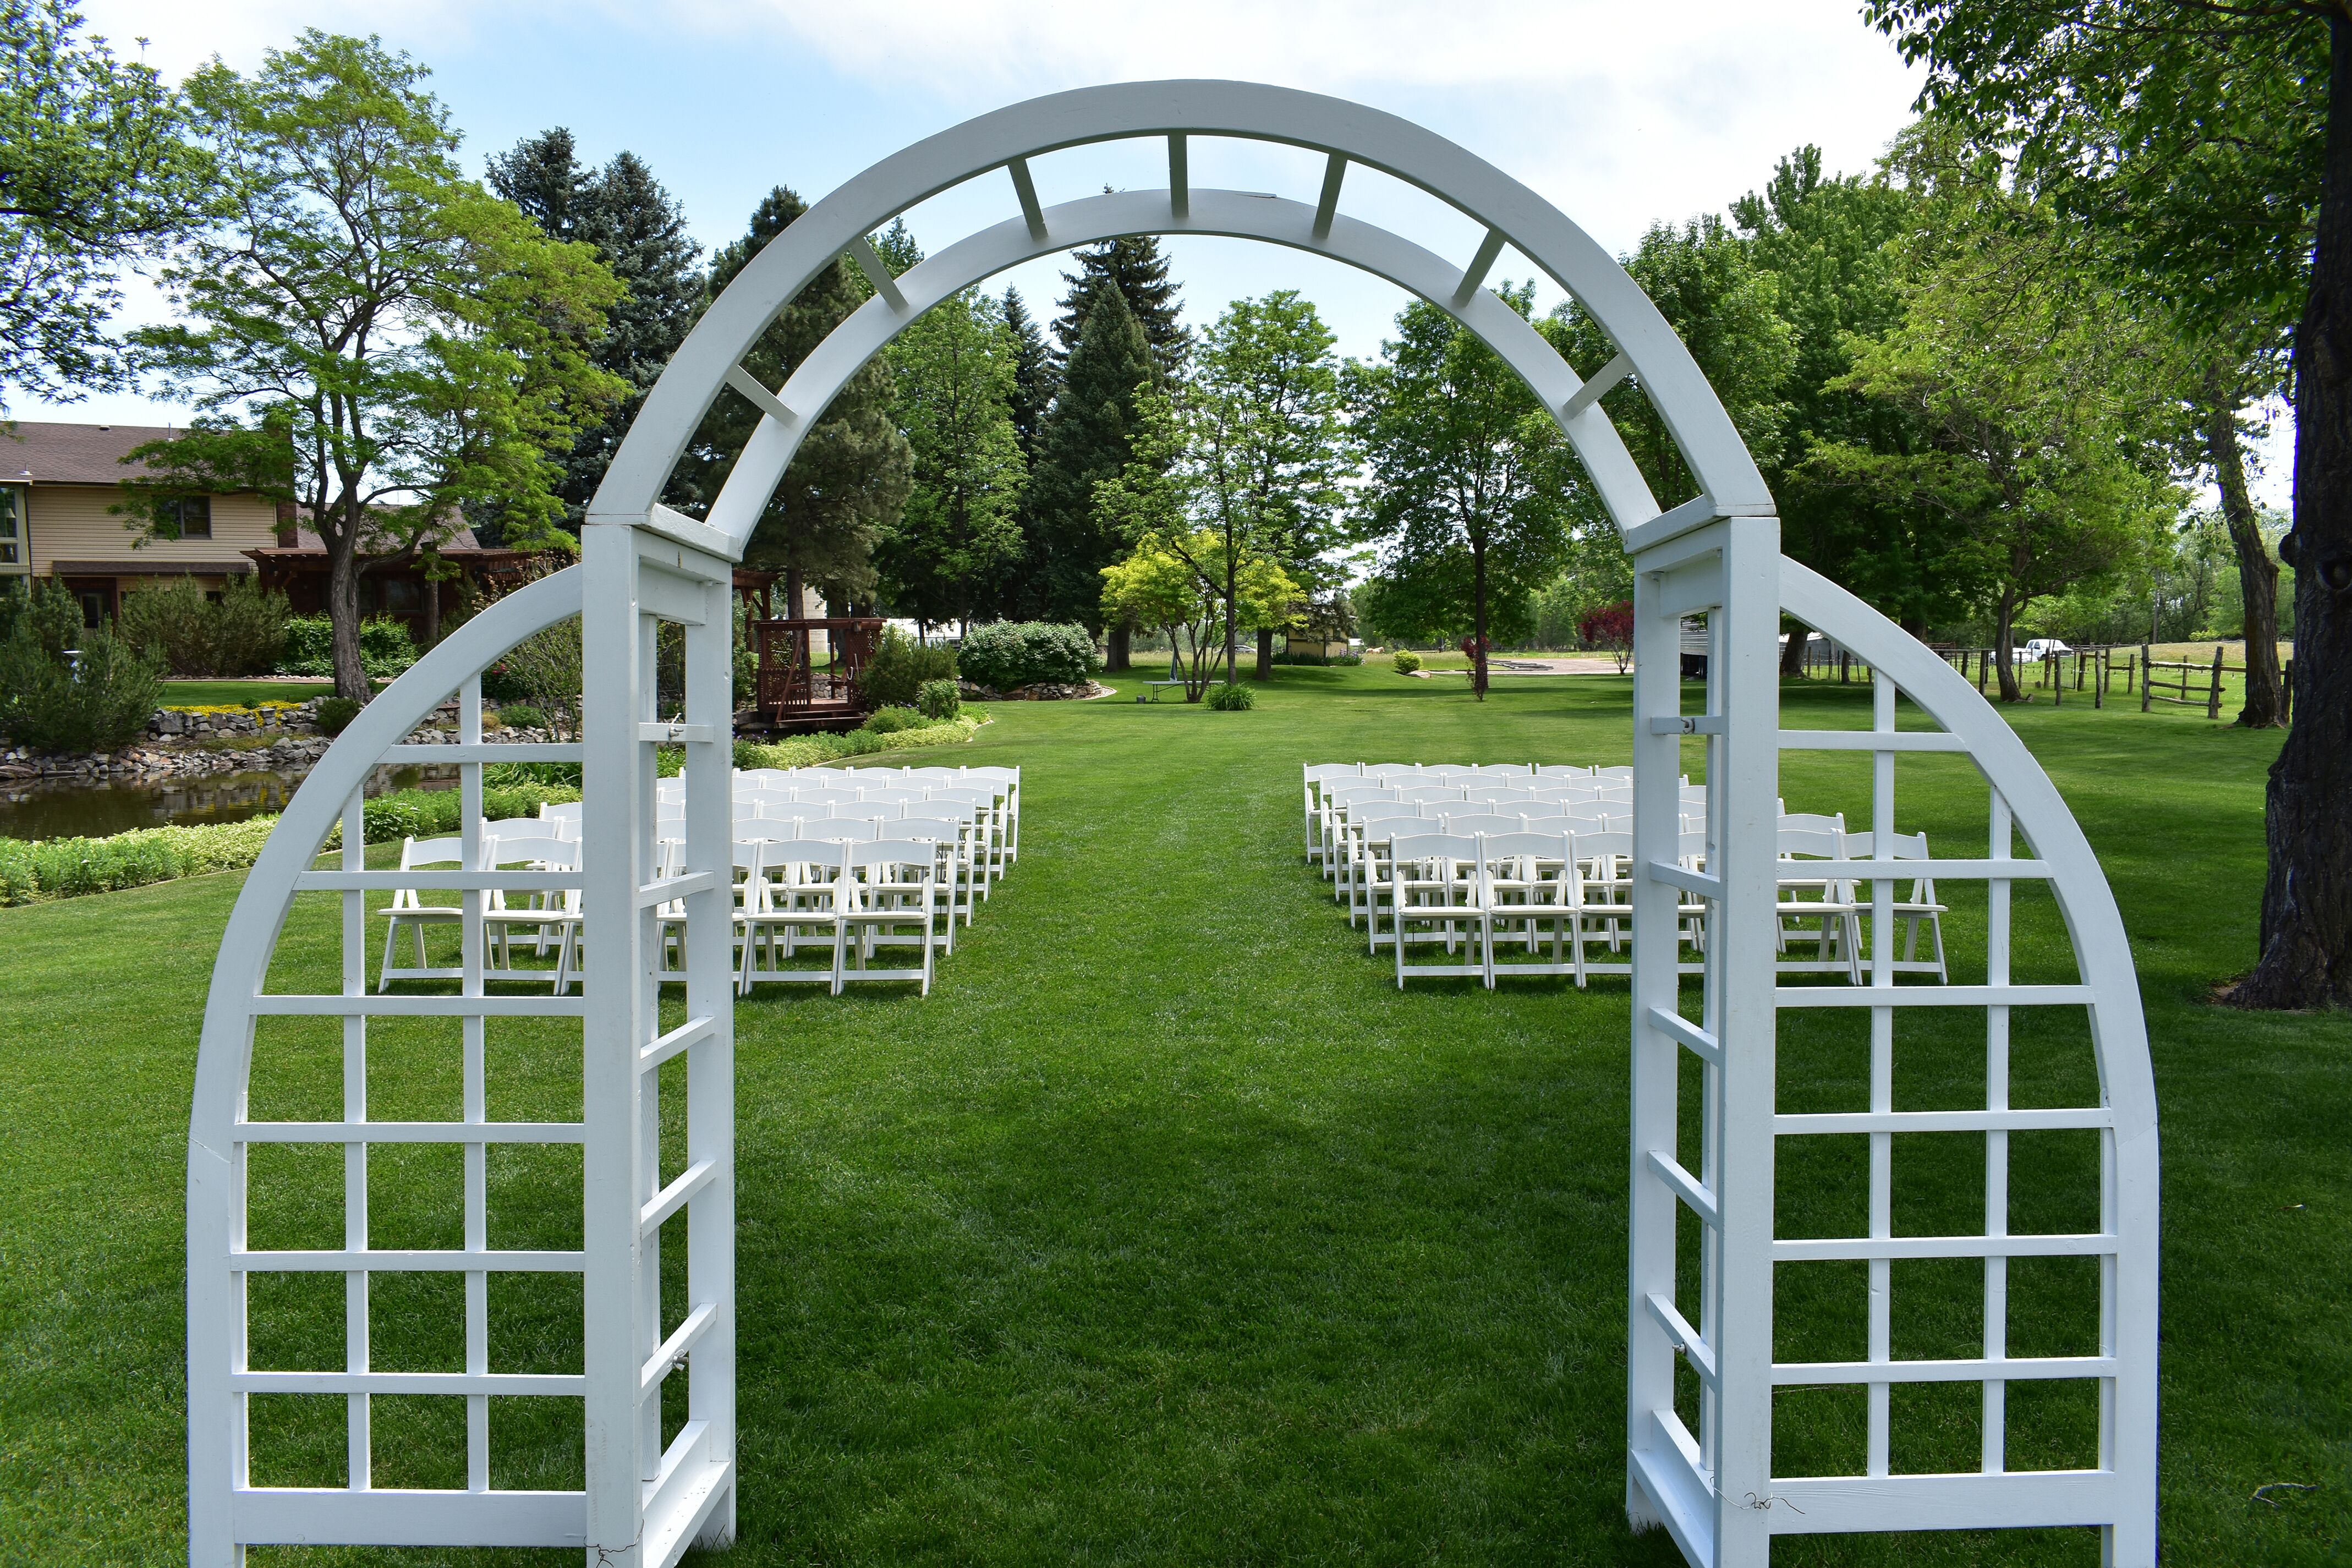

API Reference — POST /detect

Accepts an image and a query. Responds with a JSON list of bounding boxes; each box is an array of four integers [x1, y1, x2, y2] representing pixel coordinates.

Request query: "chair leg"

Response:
[[379, 917, 400, 992]]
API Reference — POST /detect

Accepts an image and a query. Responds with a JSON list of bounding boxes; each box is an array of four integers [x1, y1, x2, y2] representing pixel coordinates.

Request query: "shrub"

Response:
[[915, 678, 961, 721], [859, 705, 926, 734], [0, 578, 83, 655], [958, 621, 1097, 690], [277, 614, 418, 679], [1392, 649, 1423, 674], [116, 578, 211, 673], [730, 712, 982, 772], [495, 703, 548, 732], [315, 696, 362, 735], [1205, 681, 1257, 711], [0, 624, 164, 752], [859, 627, 957, 709]]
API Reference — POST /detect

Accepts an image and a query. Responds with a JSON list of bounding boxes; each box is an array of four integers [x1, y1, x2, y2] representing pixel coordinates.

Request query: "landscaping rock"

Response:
[[960, 679, 1113, 701]]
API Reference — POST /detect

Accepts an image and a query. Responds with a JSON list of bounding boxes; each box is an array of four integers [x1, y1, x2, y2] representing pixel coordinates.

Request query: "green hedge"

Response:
[[733, 714, 983, 772], [0, 781, 582, 907]]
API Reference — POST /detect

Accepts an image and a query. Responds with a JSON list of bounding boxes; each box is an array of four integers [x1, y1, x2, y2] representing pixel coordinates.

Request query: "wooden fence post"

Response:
[[2284, 659, 2294, 725], [2141, 645, 2152, 712], [2208, 645, 2224, 720], [2052, 653, 2062, 707], [1977, 649, 1988, 693], [2093, 648, 2103, 709]]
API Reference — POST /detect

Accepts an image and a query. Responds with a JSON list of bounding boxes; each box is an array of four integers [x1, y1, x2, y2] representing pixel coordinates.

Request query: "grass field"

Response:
[[157, 679, 338, 706], [2, 665, 2345, 1565]]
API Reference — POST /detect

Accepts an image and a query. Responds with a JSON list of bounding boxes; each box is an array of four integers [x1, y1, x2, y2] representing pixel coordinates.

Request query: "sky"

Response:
[[31, 0, 2293, 506]]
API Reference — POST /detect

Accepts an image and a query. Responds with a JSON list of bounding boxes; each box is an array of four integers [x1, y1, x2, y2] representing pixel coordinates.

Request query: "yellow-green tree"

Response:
[[1101, 531, 1298, 701]]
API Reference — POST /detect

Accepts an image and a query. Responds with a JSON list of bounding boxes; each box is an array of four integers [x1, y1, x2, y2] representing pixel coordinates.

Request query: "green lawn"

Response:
[[2, 666, 2344, 1565], [158, 678, 337, 706]]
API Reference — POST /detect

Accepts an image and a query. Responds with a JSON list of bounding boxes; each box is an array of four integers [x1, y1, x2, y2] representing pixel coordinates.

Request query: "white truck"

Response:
[[2017, 638, 2071, 663]]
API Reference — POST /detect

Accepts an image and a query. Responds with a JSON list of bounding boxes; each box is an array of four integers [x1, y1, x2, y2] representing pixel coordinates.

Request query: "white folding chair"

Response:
[[839, 841, 939, 994], [1777, 825, 1863, 983], [1839, 828, 1949, 982], [1482, 829, 1580, 983], [899, 806, 980, 935], [1389, 832, 1490, 987], [1567, 827, 1636, 983], [537, 800, 583, 839], [740, 840, 846, 993], [377, 834, 473, 990]]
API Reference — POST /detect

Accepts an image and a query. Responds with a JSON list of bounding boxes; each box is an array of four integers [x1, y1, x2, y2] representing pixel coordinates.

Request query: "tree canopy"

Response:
[[1026, 286, 1156, 628]]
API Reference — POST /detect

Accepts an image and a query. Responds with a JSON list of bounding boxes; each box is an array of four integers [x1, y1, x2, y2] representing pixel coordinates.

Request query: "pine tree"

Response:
[[681, 186, 912, 613], [880, 289, 1027, 632], [1050, 231, 1188, 380], [487, 131, 705, 530], [1026, 287, 1155, 628], [1001, 287, 1051, 463]]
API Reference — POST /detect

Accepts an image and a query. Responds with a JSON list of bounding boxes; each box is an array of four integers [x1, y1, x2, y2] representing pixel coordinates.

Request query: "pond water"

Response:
[[0, 764, 449, 842]]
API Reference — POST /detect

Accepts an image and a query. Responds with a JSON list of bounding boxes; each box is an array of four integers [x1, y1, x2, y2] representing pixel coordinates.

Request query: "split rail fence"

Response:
[[1803, 638, 2289, 721]]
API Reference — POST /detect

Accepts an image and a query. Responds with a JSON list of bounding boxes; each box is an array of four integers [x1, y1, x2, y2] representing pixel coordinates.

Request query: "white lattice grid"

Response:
[[185, 546, 738, 1566], [1622, 541, 2159, 1567]]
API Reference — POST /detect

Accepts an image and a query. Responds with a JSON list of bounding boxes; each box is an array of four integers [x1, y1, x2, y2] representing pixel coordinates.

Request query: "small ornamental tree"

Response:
[[1578, 600, 1635, 674], [1101, 533, 1298, 701]]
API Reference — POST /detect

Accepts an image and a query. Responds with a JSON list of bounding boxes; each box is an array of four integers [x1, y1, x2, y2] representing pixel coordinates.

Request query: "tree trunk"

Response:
[[2202, 372, 2285, 727], [1254, 626, 1273, 680], [785, 565, 805, 619], [1471, 542, 1489, 701], [1992, 594, 2022, 703], [1224, 555, 1239, 687], [1780, 618, 1807, 676], [2236, 15, 2352, 1009], [327, 536, 369, 703], [423, 571, 442, 651], [1107, 623, 1131, 671]]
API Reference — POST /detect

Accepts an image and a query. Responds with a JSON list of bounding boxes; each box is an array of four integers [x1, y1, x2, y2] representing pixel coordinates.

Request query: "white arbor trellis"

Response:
[[187, 80, 2158, 1567]]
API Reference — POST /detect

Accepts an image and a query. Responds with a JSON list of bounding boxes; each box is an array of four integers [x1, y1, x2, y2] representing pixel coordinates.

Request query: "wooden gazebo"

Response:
[[748, 615, 884, 732]]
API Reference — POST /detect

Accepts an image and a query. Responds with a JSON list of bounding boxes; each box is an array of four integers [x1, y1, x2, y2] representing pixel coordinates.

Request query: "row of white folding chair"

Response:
[[731, 764, 1021, 865], [1772, 823, 1947, 983], [719, 811, 980, 933], [1313, 776, 1685, 874], [727, 777, 1013, 882], [379, 830, 582, 993], [1303, 761, 1633, 853], [1335, 798, 1704, 924], [1362, 818, 1709, 960], [731, 791, 1004, 895], [727, 837, 939, 995], [1385, 827, 1710, 988]]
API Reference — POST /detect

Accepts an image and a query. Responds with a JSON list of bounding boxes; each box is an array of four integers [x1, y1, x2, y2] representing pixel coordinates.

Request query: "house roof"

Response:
[[0, 420, 188, 485]]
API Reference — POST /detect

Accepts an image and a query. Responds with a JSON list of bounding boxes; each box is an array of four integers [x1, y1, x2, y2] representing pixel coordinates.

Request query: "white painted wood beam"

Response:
[[847, 237, 907, 312], [1451, 227, 1507, 306], [1564, 349, 1632, 420], [724, 364, 796, 428], [1313, 153, 1346, 240], [1007, 157, 1046, 241], [1169, 133, 1188, 219]]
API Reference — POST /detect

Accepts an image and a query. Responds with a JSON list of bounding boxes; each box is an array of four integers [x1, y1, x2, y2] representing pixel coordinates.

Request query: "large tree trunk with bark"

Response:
[[1106, 624, 1130, 671], [2236, 15, 2352, 1010], [1470, 541, 1489, 701], [1992, 594, 2023, 703], [1780, 618, 1808, 676], [327, 534, 369, 703], [1255, 626, 1273, 680], [2202, 372, 2285, 728]]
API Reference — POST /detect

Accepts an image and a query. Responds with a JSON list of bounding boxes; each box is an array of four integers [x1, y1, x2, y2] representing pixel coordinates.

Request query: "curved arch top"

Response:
[[586, 79, 1773, 557]]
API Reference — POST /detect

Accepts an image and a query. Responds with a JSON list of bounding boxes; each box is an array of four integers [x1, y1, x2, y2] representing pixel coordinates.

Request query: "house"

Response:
[[0, 420, 283, 627], [244, 519, 542, 642]]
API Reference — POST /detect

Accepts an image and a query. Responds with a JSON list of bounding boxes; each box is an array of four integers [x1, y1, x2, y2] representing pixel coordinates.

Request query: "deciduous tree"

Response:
[[880, 287, 1026, 634], [130, 32, 622, 700], [0, 0, 211, 405]]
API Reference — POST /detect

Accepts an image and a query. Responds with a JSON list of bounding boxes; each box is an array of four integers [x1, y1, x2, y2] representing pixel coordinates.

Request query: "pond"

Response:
[[0, 764, 451, 842]]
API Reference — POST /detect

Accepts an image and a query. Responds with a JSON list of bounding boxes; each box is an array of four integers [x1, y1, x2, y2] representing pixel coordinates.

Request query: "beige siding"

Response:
[[26, 484, 277, 573]]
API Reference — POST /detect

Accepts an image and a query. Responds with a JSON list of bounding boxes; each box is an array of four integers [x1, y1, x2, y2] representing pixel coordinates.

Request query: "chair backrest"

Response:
[[1393, 785, 1465, 804], [927, 786, 995, 810], [830, 802, 898, 822], [1780, 811, 1846, 835], [1359, 763, 1419, 781], [539, 801, 583, 824], [1479, 763, 1534, 777], [1328, 784, 1398, 809], [1534, 764, 1593, 779], [1676, 828, 1709, 864], [1564, 800, 1619, 821], [761, 839, 845, 877], [483, 824, 567, 864], [1482, 830, 1576, 867], [1514, 812, 1575, 833], [1388, 832, 1482, 869], [1440, 814, 1531, 838], [788, 788, 861, 806], [733, 821, 801, 842], [1350, 802, 1422, 826], [1459, 782, 1532, 802], [1305, 763, 1361, 785], [1778, 826, 1841, 860], [797, 819, 878, 843], [858, 786, 924, 804], [1592, 765, 1635, 780], [898, 808, 975, 833], [901, 767, 964, 783], [1420, 766, 1481, 782], [1571, 827, 1635, 866], [848, 840, 936, 875], [398, 834, 466, 871], [1838, 829, 1931, 862]]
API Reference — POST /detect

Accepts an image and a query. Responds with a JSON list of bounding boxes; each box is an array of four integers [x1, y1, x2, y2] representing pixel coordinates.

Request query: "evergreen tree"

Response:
[[487, 129, 705, 531], [1051, 230, 1188, 379], [681, 186, 911, 613], [1026, 287, 1155, 627], [1001, 287, 1051, 463]]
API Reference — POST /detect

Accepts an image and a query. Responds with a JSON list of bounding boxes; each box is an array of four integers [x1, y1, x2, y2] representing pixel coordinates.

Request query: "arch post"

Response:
[[581, 520, 739, 1564], [1625, 514, 1783, 1565]]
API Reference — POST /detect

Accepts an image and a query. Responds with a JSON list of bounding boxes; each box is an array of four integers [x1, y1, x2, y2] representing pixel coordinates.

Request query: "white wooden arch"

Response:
[[188, 79, 2157, 1568]]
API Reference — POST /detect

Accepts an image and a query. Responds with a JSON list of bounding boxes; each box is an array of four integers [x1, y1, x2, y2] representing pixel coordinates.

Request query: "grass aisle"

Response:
[[0, 665, 2344, 1565]]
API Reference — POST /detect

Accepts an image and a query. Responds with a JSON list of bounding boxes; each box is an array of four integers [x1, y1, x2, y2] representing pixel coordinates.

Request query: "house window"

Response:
[[156, 495, 213, 540], [380, 577, 421, 613], [79, 590, 107, 628], [0, 487, 21, 567]]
